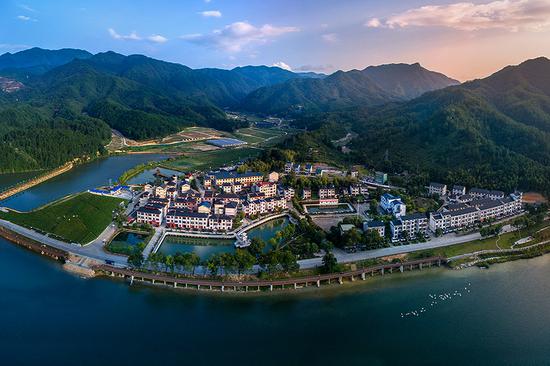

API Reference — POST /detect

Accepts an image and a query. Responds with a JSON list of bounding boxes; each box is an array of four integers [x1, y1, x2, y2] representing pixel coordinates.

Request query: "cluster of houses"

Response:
[[135, 171, 289, 232], [300, 184, 369, 206], [366, 186, 523, 242]]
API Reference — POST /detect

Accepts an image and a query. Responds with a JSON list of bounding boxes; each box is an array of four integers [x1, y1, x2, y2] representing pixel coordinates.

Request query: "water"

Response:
[[108, 231, 148, 253], [158, 218, 290, 260], [0, 154, 167, 211], [127, 167, 182, 185], [0, 171, 39, 191], [158, 236, 235, 259], [1, 237, 549, 365]]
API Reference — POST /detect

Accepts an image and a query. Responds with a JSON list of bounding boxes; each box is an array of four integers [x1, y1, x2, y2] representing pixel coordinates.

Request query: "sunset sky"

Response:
[[2, 0, 550, 81]]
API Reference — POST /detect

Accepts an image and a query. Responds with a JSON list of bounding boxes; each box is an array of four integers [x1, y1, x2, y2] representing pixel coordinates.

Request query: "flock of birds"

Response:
[[401, 282, 472, 318]]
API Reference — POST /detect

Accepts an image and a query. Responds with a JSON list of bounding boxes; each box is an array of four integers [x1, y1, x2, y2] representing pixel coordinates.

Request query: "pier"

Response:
[[94, 256, 446, 293]]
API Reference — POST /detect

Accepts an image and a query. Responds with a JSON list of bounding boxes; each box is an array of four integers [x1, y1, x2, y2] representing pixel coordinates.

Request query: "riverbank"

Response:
[[0, 162, 74, 201]]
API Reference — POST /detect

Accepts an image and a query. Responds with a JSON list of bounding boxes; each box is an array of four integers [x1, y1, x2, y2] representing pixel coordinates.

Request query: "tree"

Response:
[[128, 250, 144, 267], [234, 249, 255, 275], [279, 250, 299, 273], [321, 251, 338, 274], [164, 255, 175, 273], [248, 237, 266, 258], [435, 228, 444, 237], [205, 255, 221, 276]]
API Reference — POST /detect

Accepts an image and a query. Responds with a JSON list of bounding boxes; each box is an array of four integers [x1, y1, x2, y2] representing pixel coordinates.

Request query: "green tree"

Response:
[[321, 251, 338, 274]]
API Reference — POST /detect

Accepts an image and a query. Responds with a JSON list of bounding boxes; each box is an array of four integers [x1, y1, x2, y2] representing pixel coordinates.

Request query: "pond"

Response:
[[107, 231, 149, 255], [157, 217, 290, 260], [158, 236, 236, 260], [127, 167, 182, 185]]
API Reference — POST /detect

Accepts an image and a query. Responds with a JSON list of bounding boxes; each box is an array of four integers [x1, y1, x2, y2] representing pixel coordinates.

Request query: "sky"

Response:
[[1, 0, 550, 81]]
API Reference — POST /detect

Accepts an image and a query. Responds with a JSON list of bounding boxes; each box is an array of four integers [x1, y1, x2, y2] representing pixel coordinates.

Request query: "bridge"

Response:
[[94, 256, 446, 292]]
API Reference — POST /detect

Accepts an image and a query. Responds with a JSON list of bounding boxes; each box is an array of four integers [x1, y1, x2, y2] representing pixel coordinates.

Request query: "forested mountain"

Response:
[[0, 47, 92, 75], [287, 57, 550, 194], [241, 63, 458, 115]]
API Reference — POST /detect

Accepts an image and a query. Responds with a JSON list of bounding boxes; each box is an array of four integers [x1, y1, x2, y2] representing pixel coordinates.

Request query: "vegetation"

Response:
[[0, 193, 124, 244]]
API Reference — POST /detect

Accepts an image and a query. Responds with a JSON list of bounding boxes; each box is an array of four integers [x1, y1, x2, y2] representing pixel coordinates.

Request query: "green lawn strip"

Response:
[[0, 193, 124, 244]]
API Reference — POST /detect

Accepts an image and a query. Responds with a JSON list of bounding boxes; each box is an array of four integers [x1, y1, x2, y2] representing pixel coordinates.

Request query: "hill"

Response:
[[286, 58, 550, 194], [0, 47, 92, 75], [241, 63, 458, 115]]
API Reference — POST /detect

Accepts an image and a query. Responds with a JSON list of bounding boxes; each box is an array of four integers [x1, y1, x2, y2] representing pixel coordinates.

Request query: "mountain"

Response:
[[0, 47, 92, 75], [241, 63, 459, 115], [289, 57, 550, 194]]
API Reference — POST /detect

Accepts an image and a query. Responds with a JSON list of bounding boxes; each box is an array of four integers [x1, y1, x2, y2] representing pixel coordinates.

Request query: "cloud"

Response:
[[294, 64, 333, 72], [200, 10, 222, 17], [180, 21, 299, 52], [18, 4, 35, 12], [272, 61, 292, 71], [321, 33, 338, 43], [365, 18, 382, 28], [108, 28, 142, 40], [17, 15, 36, 21], [373, 0, 550, 31], [147, 34, 168, 43]]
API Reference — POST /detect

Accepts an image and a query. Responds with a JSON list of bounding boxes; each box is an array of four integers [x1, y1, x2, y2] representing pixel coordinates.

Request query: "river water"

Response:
[[1, 238, 549, 365], [0, 154, 167, 211], [1, 155, 549, 365]]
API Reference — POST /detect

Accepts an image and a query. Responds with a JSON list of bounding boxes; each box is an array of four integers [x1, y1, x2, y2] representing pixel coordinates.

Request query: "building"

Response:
[[304, 164, 314, 174], [380, 193, 406, 217], [204, 171, 263, 188], [283, 187, 295, 201], [302, 188, 312, 200], [469, 188, 505, 200], [339, 224, 356, 236], [390, 213, 428, 242], [224, 201, 238, 217], [136, 207, 163, 226], [319, 198, 339, 206], [284, 162, 293, 173], [166, 211, 209, 230], [363, 220, 385, 238], [294, 164, 301, 174], [374, 171, 387, 184], [319, 185, 336, 199], [252, 181, 277, 198], [452, 185, 466, 196], [206, 138, 247, 148], [428, 182, 447, 197], [154, 185, 167, 198], [197, 201, 211, 214]]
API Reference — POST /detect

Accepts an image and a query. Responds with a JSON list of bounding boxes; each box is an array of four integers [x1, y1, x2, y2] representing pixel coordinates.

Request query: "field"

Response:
[[0, 193, 124, 244], [163, 147, 262, 171]]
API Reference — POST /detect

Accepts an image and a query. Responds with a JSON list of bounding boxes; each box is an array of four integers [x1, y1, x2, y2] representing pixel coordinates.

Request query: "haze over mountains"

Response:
[[0, 47, 548, 194]]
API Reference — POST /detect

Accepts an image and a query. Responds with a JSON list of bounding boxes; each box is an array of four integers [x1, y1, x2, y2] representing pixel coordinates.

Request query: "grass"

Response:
[[164, 147, 262, 171], [407, 221, 550, 261], [0, 193, 125, 244]]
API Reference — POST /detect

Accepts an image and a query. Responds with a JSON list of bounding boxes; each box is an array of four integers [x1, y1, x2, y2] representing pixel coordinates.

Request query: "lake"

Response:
[[0, 154, 167, 211], [1, 237, 549, 365]]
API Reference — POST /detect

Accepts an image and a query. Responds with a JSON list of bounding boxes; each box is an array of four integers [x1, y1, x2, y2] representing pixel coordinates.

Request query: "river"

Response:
[[0, 154, 167, 211], [1, 237, 549, 365]]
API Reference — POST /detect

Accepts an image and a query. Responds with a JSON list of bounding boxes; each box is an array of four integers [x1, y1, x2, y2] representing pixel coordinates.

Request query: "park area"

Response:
[[0, 193, 124, 244]]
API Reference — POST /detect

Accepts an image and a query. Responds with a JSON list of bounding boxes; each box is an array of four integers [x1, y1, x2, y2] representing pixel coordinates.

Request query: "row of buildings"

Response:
[[371, 191, 522, 242], [427, 182, 506, 201]]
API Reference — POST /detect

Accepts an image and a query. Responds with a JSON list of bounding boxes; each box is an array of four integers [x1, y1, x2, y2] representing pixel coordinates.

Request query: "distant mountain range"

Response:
[[241, 63, 459, 114]]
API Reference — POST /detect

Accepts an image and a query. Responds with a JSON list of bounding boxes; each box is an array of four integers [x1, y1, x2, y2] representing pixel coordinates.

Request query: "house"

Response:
[[197, 201, 211, 214], [154, 185, 167, 198], [319, 185, 336, 199], [380, 193, 406, 217], [136, 207, 163, 226], [302, 188, 312, 200], [221, 183, 233, 193], [252, 181, 277, 198], [284, 162, 293, 173], [349, 185, 360, 196], [390, 213, 428, 242], [363, 220, 385, 238], [350, 169, 359, 178], [224, 201, 238, 217], [268, 171, 279, 182], [294, 164, 301, 174], [452, 185, 466, 196], [304, 164, 314, 174], [389, 219, 403, 242], [428, 182, 447, 197], [284, 187, 295, 201]]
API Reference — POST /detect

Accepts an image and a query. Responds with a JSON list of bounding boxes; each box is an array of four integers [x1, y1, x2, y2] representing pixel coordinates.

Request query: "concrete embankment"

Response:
[[0, 225, 68, 262], [0, 162, 73, 201]]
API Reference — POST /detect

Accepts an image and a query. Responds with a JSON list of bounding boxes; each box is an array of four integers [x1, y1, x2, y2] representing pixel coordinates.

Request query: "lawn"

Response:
[[0, 193, 125, 244], [406, 221, 550, 260]]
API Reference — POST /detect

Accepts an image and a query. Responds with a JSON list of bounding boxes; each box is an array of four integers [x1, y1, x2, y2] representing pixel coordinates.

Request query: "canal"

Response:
[[1, 237, 549, 365]]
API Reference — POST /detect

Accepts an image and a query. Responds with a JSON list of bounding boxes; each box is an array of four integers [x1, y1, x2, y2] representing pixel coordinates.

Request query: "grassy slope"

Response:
[[0, 193, 124, 244], [165, 147, 262, 171]]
